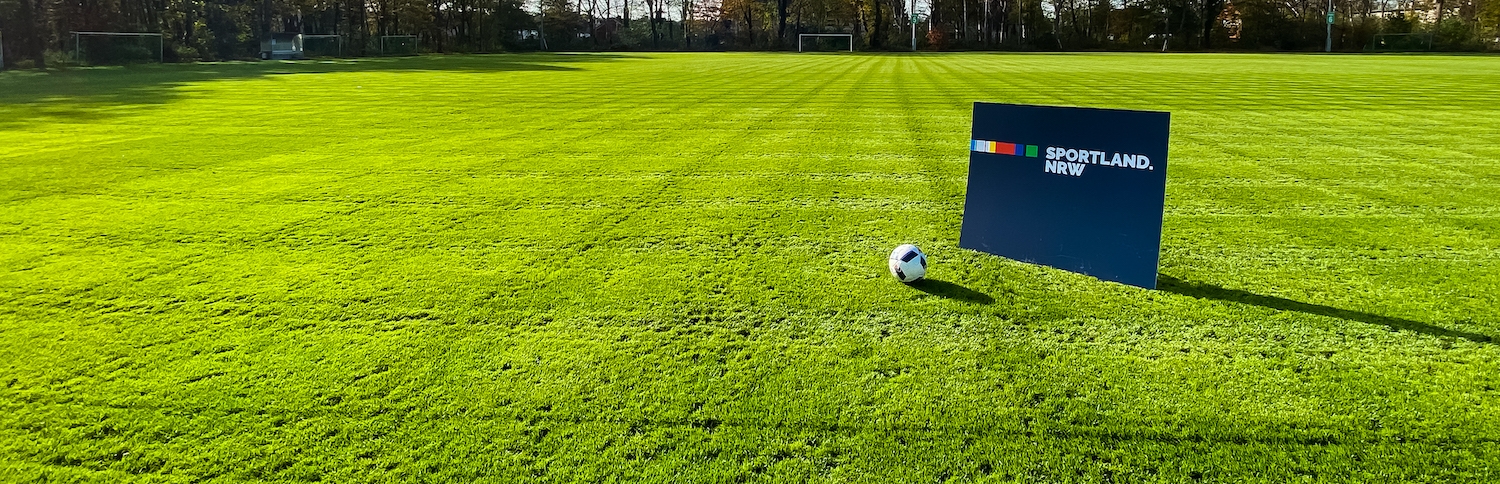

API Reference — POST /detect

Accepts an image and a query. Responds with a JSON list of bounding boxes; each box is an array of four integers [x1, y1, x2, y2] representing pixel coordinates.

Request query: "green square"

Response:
[[1025, 145, 1039, 157]]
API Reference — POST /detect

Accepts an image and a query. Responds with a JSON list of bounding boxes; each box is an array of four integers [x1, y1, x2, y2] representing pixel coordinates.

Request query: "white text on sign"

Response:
[[1043, 146, 1154, 177]]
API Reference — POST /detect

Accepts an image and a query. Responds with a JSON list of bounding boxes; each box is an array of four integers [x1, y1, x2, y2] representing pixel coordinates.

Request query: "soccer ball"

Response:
[[888, 244, 928, 283]]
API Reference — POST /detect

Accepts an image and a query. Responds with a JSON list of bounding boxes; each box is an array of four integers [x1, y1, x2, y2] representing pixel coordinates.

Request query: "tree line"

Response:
[[1, 0, 1495, 67]]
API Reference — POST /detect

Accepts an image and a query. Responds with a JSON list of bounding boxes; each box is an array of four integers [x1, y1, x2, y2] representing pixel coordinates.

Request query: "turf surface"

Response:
[[2, 53, 1498, 482]]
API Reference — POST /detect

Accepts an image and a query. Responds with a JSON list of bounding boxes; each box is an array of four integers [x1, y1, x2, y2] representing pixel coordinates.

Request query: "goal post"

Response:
[[379, 35, 419, 56], [71, 31, 164, 65], [798, 33, 854, 52], [302, 34, 344, 57]]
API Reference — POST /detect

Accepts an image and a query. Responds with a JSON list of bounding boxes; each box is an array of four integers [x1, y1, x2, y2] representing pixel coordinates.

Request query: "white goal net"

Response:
[[303, 35, 344, 57], [71, 31, 163, 65], [798, 34, 854, 52], [380, 35, 419, 55]]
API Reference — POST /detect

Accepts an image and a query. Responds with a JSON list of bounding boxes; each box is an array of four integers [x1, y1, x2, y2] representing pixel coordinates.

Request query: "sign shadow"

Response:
[[908, 279, 995, 305], [1157, 275, 1491, 344]]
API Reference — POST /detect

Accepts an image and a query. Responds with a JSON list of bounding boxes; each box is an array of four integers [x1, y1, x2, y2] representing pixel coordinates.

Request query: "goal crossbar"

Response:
[[799, 33, 854, 52], [71, 31, 164, 64]]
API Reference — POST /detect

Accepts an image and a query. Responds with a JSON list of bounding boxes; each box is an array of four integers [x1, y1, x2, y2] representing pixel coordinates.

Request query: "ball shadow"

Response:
[[908, 279, 996, 305]]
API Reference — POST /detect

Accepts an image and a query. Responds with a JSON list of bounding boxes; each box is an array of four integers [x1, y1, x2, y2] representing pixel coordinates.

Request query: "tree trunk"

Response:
[[873, 0, 884, 48], [1201, 0, 1223, 48], [777, 0, 789, 48], [984, 0, 991, 45], [264, 0, 274, 35], [355, 0, 370, 55], [21, 0, 47, 68], [431, 0, 445, 51], [592, 0, 602, 46], [682, 0, 692, 48]]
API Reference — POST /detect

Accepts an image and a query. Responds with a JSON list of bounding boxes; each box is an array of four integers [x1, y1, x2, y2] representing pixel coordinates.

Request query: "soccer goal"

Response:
[[303, 34, 344, 57], [380, 35, 419, 55], [1369, 32, 1432, 51], [798, 33, 854, 52], [71, 31, 163, 65]]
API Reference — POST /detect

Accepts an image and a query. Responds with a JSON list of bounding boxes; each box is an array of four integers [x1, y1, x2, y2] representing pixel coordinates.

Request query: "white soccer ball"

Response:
[[888, 244, 928, 283]]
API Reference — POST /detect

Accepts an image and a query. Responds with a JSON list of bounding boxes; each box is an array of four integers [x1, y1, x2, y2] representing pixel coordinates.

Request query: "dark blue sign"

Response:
[[960, 103, 1170, 289]]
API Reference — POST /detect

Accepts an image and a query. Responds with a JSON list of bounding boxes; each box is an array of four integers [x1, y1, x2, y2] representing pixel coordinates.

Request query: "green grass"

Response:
[[1, 52, 1498, 482]]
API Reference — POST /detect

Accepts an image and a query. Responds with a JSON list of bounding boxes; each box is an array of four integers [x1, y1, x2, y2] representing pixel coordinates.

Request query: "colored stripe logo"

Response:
[[972, 139, 1039, 158]]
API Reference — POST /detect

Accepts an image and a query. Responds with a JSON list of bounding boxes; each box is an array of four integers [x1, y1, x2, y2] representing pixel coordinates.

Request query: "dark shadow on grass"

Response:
[[526, 411, 1500, 447], [908, 279, 995, 305], [0, 53, 639, 126], [1157, 275, 1492, 344]]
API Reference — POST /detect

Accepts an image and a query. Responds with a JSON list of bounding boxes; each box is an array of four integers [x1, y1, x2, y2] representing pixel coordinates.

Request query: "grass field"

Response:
[[2, 52, 1498, 482]]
